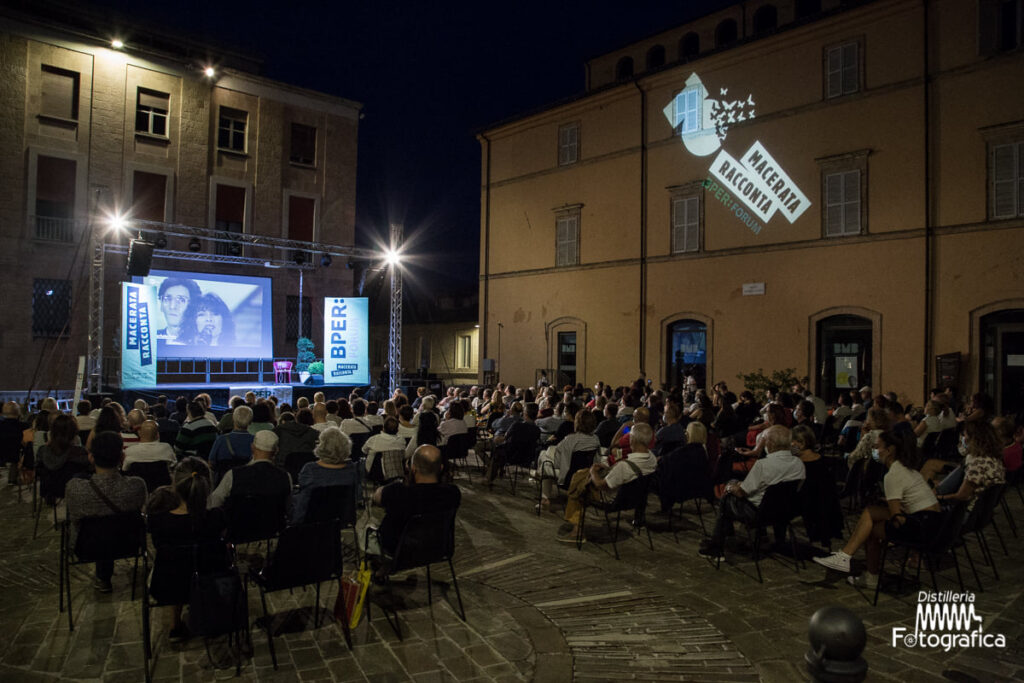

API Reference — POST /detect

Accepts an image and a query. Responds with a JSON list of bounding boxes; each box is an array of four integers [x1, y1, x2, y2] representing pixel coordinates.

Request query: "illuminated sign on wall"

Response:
[[664, 73, 810, 234]]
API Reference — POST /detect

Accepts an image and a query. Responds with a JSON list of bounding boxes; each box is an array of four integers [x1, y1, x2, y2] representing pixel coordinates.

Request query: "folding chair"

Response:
[[224, 493, 289, 545], [284, 451, 316, 486], [442, 433, 473, 482], [123, 460, 172, 493], [366, 508, 465, 640], [251, 520, 352, 668], [659, 445, 714, 539], [59, 511, 147, 631], [538, 448, 597, 512], [577, 473, 654, 560]]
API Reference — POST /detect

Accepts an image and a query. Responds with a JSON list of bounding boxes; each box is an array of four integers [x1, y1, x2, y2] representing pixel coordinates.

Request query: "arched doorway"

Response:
[[980, 308, 1024, 415], [816, 314, 873, 404], [666, 319, 707, 389]]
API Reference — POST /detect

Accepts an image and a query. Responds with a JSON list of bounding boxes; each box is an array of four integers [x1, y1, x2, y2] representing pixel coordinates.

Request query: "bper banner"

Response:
[[323, 297, 369, 385], [121, 282, 158, 388]]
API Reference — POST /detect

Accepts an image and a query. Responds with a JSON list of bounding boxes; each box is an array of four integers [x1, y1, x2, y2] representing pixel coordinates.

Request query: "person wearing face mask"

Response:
[[813, 430, 939, 589], [933, 421, 1005, 510]]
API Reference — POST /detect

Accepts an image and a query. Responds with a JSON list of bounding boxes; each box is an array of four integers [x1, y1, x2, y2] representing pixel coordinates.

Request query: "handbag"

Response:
[[334, 560, 371, 629]]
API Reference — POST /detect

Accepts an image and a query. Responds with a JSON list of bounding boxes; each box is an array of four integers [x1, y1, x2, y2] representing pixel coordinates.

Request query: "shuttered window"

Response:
[[824, 170, 861, 236], [671, 196, 700, 253], [555, 213, 579, 267], [992, 142, 1024, 219], [826, 42, 859, 98], [558, 123, 579, 166], [40, 66, 78, 120]]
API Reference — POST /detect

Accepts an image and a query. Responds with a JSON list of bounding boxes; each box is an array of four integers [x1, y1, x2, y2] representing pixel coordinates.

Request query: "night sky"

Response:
[[85, 0, 732, 292]]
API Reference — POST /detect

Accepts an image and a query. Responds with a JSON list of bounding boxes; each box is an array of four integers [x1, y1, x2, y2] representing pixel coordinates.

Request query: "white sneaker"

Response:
[[812, 552, 851, 573], [847, 573, 878, 589]]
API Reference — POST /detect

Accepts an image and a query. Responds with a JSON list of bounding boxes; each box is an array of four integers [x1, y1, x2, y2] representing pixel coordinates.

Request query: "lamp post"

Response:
[[496, 322, 503, 383]]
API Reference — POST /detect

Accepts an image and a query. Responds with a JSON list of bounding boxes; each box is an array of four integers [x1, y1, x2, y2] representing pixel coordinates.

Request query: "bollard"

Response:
[[805, 605, 868, 683]]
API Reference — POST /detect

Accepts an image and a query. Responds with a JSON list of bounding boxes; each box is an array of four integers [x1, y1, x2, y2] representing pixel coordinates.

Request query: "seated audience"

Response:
[[274, 409, 319, 467], [146, 457, 226, 642], [537, 409, 601, 508], [792, 425, 843, 548], [405, 411, 445, 460], [123, 420, 176, 468], [209, 430, 291, 510], [248, 402, 276, 434], [814, 430, 939, 588], [208, 405, 255, 468], [363, 417, 408, 480], [173, 401, 218, 459], [933, 420, 1006, 509], [439, 402, 469, 440], [486, 402, 542, 486], [65, 432, 147, 592], [698, 426, 805, 561], [217, 396, 246, 433], [559, 422, 658, 541], [292, 427, 360, 524]]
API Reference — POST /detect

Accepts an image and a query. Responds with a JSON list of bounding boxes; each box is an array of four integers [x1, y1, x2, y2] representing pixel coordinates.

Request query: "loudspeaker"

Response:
[[126, 239, 154, 276]]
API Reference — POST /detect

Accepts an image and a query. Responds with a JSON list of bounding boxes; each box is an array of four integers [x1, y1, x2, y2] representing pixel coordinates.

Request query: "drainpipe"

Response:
[[480, 133, 492, 383], [922, 0, 932, 398], [634, 80, 647, 377]]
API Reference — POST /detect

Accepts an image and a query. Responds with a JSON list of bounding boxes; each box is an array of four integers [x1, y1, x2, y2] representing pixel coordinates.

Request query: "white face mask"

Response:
[[871, 448, 881, 462]]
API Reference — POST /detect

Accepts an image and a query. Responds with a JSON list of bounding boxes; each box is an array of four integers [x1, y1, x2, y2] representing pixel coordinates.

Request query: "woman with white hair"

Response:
[[291, 426, 360, 524]]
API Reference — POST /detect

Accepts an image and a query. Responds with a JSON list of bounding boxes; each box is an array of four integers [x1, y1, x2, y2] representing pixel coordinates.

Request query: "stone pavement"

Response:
[[0, 467, 1022, 682]]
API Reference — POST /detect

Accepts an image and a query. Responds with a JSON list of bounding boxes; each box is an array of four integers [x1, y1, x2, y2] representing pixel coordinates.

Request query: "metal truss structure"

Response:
[[86, 218, 391, 394], [387, 223, 403, 397]]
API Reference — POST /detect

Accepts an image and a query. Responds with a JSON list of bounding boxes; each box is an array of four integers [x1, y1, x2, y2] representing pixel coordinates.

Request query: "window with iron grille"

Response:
[[285, 295, 312, 342], [136, 88, 169, 137], [217, 107, 248, 152], [33, 279, 71, 338]]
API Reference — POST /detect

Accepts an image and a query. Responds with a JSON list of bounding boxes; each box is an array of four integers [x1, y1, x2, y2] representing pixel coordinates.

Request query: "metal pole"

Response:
[[298, 267, 304, 341], [387, 223, 403, 397], [86, 209, 104, 395]]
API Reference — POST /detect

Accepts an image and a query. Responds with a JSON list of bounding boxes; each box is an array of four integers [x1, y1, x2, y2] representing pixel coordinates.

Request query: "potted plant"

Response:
[[296, 337, 316, 384], [307, 361, 325, 385]]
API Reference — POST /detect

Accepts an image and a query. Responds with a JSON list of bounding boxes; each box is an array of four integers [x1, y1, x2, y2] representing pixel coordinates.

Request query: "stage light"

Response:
[[320, 254, 332, 267], [188, 238, 202, 252], [293, 251, 306, 266], [154, 235, 168, 249], [384, 248, 401, 266], [204, 66, 216, 78], [228, 241, 242, 256], [111, 39, 124, 49], [108, 214, 128, 233]]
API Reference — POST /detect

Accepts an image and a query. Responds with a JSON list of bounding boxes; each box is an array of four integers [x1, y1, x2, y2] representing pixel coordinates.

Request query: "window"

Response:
[[558, 122, 579, 166], [673, 87, 701, 134], [214, 184, 245, 254], [680, 32, 700, 59], [615, 56, 634, 80], [458, 335, 472, 368], [33, 279, 71, 338], [994, 0, 1023, 51], [992, 142, 1024, 218], [40, 65, 79, 120], [35, 156, 76, 242], [646, 45, 666, 70], [132, 171, 167, 222], [285, 295, 312, 342], [135, 89, 169, 137], [217, 107, 247, 152], [753, 5, 778, 35], [715, 19, 738, 48], [290, 123, 316, 165], [671, 194, 701, 253], [555, 211, 579, 267], [825, 42, 860, 98], [824, 171, 861, 236]]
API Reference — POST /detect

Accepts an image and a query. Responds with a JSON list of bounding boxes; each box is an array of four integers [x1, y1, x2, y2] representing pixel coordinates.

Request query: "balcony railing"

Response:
[[33, 215, 76, 242]]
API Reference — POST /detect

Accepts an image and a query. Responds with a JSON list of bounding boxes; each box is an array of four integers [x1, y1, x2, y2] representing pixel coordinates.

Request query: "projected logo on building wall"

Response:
[[663, 73, 810, 234]]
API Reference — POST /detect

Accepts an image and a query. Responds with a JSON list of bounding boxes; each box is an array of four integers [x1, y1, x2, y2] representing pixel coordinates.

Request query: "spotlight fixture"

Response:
[[320, 253, 332, 268], [292, 251, 306, 266], [204, 66, 216, 78], [188, 238, 202, 252], [154, 235, 168, 249], [111, 39, 124, 49], [228, 241, 242, 256]]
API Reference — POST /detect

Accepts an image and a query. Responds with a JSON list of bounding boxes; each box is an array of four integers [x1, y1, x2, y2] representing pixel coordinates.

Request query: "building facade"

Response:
[[478, 0, 1024, 413], [1, 3, 361, 395]]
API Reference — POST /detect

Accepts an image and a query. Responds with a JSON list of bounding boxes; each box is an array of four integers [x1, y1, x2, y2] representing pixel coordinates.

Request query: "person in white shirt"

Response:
[[341, 399, 373, 436], [311, 403, 332, 433], [397, 405, 418, 441], [363, 401, 384, 429], [362, 417, 407, 479], [75, 401, 97, 432], [698, 426, 805, 561], [124, 420, 176, 468], [439, 402, 469, 440]]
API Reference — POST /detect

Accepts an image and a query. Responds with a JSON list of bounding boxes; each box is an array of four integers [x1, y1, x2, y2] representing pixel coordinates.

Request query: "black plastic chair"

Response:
[[123, 461, 172, 493], [34, 460, 90, 538], [659, 445, 714, 538], [442, 433, 473, 482], [142, 539, 236, 682], [934, 429, 958, 461], [284, 451, 316, 486], [577, 473, 654, 560], [304, 484, 359, 557], [711, 480, 803, 583], [211, 457, 250, 487], [59, 512, 147, 630], [960, 484, 1007, 585], [348, 432, 371, 460], [499, 440, 539, 498], [225, 493, 289, 545], [251, 519, 352, 668], [872, 503, 969, 605], [366, 508, 465, 640]]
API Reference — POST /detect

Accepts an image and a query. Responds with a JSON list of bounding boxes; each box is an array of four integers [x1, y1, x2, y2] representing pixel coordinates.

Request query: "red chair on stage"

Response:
[[273, 361, 293, 384]]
